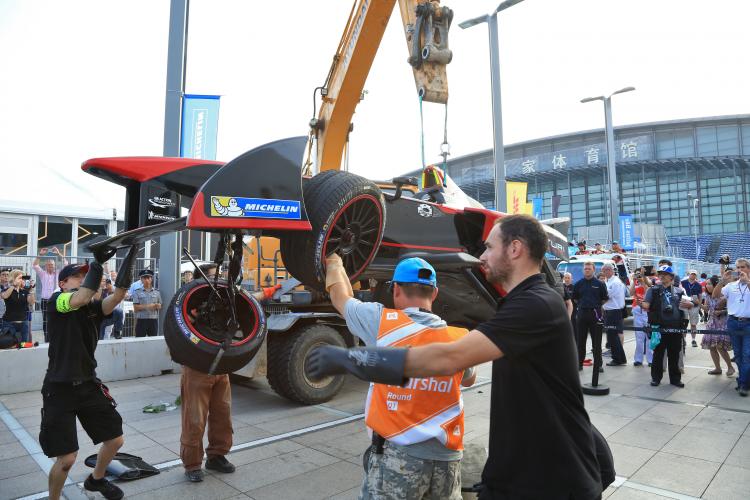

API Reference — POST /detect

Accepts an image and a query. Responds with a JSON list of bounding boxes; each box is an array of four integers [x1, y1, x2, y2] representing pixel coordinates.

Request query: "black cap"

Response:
[[58, 263, 90, 283], [139, 269, 154, 277], [0, 267, 11, 273]]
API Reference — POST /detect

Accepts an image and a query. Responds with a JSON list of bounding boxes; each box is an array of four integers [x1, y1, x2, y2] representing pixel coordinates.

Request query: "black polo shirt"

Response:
[[45, 291, 108, 383], [3, 288, 31, 321], [475, 274, 601, 499], [572, 277, 609, 310]]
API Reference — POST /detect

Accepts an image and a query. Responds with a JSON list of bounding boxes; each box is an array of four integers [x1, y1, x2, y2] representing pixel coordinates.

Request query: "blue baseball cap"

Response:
[[392, 257, 437, 287], [657, 265, 675, 276]]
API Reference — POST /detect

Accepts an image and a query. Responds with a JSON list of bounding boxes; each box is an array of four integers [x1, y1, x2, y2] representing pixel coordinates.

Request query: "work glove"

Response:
[[114, 245, 138, 290], [306, 345, 409, 386], [81, 262, 105, 292], [325, 253, 349, 293], [262, 284, 282, 300], [93, 245, 117, 265]]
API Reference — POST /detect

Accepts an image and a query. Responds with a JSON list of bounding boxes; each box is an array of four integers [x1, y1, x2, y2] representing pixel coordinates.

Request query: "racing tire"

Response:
[[164, 279, 267, 374], [266, 324, 347, 405], [281, 171, 386, 291]]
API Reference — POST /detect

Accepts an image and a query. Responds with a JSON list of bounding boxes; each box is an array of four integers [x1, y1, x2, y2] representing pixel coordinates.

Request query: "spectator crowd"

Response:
[[0, 247, 163, 345], [567, 255, 750, 396]]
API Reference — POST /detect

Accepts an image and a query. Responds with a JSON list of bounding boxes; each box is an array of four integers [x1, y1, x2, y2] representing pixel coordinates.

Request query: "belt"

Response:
[[729, 315, 750, 321]]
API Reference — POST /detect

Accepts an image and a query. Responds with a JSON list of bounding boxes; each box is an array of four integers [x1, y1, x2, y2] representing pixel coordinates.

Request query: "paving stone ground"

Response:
[[1, 325, 749, 500]]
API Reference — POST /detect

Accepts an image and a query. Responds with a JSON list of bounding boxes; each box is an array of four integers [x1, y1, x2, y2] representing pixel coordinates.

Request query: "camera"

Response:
[[21, 274, 34, 291], [719, 254, 731, 265]]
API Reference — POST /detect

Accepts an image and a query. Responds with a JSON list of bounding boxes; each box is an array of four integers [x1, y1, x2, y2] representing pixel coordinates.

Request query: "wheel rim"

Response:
[[323, 194, 383, 280], [303, 341, 337, 389], [182, 284, 260, 347]]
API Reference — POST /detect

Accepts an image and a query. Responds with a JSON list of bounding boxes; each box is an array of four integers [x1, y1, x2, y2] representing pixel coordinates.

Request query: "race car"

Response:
[[83, 136, 568, 378]]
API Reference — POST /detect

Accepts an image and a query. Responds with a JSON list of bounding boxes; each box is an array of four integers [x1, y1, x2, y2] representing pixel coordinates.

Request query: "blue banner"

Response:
[[181, 94, 221, 160], [532, 197, 543, 219], [619, 214, 634, 250]]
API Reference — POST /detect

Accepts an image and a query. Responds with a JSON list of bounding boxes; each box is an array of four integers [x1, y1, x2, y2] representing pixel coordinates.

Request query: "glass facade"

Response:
[[447, 117, 750, 239]]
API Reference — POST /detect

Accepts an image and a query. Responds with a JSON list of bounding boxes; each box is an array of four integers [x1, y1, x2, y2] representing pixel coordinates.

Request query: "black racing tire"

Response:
[[164, 279, 267, 374], [281, 171, 386, 291], [266, 324, 347, 405]]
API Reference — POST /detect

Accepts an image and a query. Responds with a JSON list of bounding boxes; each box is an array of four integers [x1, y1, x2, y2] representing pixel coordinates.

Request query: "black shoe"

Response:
[[650, 380, 660, 386], [633, 361, 643, 366], [205, 455, 235, 473], [740, 388, 749, 397], [599, 367, 604, 373], [671, 381, 685, 388], [185, 469, 204, 482], [692, 340, 698, 347], [606, 361, 625, 366], [84, 474, 124, 500]]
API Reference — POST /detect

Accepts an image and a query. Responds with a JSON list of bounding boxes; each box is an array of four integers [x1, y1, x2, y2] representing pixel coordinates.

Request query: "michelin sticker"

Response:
[[211, 196, 301, 220], [417, 204, 433, 217]]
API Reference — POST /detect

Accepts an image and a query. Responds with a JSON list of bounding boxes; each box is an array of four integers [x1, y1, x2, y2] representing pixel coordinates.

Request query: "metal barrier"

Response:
[[0, 254, 160, 342]]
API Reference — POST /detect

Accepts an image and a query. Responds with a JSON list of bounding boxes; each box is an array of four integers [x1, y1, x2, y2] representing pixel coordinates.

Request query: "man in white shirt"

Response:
[[602, 263, 627, 366], [714, 258, 750, 396]]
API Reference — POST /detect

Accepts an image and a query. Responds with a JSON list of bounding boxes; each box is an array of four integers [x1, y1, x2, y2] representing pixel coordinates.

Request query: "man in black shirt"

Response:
[[41, 246, 137, 500], [572, 262, 609, 371], [309, 215, 604, 499]]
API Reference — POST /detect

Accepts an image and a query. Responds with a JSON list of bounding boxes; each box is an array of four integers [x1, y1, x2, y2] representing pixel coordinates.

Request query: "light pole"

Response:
[[581, 86, 636, 245], [459, 0, 526, 212], [688, 194, 700, 259]]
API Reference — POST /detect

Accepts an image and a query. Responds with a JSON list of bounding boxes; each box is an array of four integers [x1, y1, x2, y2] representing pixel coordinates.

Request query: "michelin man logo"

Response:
[[417, 204, 433, 217], [212, 197, 244, 217]]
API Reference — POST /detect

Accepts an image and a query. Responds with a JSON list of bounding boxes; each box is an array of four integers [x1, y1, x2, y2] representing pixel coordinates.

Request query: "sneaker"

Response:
[[671, 381, 685, 388], [84, 474, 124, 500], [606, 361, 625, 366], [633, 361, 643, 366], [727, 368, 736, 377], [583, 358, 593, 366], [205, 455, 235, 473], [603, 350, 612, 357], [185, 469, 204, 482], [692, 340, 698, 347], [650, 380, 660, 386], [740, 388, 749, 397]]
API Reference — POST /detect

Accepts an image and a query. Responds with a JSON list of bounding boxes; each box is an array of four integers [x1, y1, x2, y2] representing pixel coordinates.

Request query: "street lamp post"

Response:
[[688, 194, 700, 259], [581, 87, 635, 245], [459, 0, 526, 212]]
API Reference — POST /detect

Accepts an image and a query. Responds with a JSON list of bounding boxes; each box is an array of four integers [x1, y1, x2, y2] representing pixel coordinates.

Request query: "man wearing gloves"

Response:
[[309, 215, 603, 499], [40, 245, 138, 500], [325, 253, 475, 499]]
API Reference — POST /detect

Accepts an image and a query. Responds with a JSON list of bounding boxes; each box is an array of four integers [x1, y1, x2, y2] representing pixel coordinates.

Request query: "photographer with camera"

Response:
[[643, 265, 689, 388], [629, 270, 652, 366], [712, 257, 750, 396], [1, 269, 35, 343]]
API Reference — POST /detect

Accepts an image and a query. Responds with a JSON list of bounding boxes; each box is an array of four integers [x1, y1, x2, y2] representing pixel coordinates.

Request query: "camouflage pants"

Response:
[[360, 444, 462, 500]]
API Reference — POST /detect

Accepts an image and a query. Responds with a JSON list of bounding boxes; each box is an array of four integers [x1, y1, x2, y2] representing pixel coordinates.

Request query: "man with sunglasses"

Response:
[[324, 254, 476, 500]]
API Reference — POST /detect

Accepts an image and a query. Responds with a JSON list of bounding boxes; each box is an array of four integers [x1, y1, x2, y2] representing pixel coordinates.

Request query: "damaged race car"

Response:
[[83, 136, 569, 403]]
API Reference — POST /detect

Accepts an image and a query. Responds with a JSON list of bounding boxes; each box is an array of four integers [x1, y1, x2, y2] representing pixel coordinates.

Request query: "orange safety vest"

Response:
[[365, 308, 467, 451]]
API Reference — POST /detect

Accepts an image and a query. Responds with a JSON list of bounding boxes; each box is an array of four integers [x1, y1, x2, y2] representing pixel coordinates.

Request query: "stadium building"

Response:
[[446, 114, 750, 261]]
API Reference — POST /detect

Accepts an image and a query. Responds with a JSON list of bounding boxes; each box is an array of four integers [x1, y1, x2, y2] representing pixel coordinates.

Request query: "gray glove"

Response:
[[306, 346, 409, 386], [81, 262, 104, 292], [114, 245, 138, 289]]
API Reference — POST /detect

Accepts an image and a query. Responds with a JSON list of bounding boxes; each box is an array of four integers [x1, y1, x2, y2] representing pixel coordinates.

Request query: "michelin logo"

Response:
[[211, 196, 301, 220]]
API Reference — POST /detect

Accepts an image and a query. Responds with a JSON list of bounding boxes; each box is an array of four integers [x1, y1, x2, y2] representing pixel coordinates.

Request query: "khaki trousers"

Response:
[[180, 366, 233, 471]]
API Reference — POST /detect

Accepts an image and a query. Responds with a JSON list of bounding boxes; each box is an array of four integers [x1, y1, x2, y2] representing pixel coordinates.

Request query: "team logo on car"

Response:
[[417, 204, 433, 217], [211, 196, 301, 219]]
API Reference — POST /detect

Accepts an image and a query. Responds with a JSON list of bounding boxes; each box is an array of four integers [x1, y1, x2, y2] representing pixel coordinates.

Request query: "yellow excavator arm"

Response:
[[309, 0, 452, 173]]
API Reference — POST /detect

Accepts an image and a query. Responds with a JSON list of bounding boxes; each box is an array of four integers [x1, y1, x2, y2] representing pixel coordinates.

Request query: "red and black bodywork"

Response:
[[84, 136, 568, 330]]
